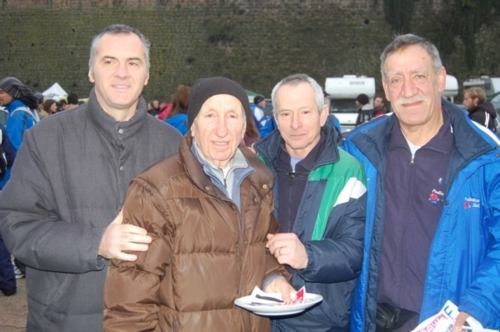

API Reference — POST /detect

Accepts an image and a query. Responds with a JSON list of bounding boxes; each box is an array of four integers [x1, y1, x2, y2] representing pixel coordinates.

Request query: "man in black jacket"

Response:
[[463, 87, 497, 132]]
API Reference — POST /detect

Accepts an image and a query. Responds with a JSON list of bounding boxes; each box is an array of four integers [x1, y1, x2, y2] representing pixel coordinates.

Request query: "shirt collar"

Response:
[[389, 109, 454, 154]]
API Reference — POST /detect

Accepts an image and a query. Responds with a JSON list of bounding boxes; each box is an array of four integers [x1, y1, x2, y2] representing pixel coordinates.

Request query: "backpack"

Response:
[[11, 106, 40, 124]]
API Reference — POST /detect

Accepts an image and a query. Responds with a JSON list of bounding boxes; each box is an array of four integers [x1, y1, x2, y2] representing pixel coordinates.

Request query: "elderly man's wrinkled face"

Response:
[[191, 94, 246, 169], [0, 90, 14, 106], [382, 44, 446, 129]]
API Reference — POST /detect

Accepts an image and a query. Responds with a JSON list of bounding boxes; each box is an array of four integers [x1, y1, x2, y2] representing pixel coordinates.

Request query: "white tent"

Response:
[[43, 83, 68, 101]]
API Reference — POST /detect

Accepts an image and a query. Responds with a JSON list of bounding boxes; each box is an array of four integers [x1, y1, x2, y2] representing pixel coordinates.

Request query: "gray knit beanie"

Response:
[[187, 76, 251, 128]]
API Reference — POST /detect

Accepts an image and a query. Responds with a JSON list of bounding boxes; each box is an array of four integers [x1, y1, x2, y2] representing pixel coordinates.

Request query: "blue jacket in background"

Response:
[[342, 99, 500, 331], [5, 99, 37, 152], [165, 113, 188, 136], [2, 99, 34, 187], [0, 123, 16, 189], [255, 124, 367, 331]]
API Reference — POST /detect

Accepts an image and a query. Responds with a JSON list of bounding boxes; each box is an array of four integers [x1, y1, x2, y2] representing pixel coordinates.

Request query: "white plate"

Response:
[[234, 293, 323, 316]]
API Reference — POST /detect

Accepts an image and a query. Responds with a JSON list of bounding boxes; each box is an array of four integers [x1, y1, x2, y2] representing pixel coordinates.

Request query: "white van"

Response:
[[463, 76, 500, 99], [443, 75, 458, 103], [325, 75, 376, 133]]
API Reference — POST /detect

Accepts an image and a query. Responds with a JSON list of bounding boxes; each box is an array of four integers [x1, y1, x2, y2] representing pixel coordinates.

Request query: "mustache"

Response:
[[396, 95, 427, 105]]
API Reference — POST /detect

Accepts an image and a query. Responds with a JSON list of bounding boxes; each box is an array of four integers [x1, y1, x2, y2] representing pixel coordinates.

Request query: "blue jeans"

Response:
[[0, 232, 16, 294]]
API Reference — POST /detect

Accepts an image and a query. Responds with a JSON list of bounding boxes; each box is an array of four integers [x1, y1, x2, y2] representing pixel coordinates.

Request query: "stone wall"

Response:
[[0, 0, 498, 101]]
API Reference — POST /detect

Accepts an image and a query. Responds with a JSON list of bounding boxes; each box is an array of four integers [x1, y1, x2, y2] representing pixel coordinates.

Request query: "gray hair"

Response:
[[380, 34, 442, 82], [88, 24, 151, 70], [271, 74, 324, 114]]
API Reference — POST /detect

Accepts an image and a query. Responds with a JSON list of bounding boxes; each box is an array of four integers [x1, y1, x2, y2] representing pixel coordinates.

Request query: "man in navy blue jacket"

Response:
[[343, 34, 500, 332]]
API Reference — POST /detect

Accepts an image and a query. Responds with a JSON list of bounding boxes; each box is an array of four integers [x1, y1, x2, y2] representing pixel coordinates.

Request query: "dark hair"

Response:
[[244, 115, 260, 145], [67, 92, 79, 105], [168, 85, 191, 117], [356, 93, 369, 105], [254, 95, 264, 104], [42, 99, 57, 113]]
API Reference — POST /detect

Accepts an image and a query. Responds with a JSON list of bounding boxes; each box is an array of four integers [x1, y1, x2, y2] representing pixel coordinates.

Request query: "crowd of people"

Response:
[[0, 23, 499, 332]]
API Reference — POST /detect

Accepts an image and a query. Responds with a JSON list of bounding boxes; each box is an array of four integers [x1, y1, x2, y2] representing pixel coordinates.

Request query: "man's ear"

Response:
[[320, 104, 328, 126]]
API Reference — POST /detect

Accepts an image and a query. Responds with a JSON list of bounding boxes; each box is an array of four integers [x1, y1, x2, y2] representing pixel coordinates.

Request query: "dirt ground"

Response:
[[0, 278, 27, 332]]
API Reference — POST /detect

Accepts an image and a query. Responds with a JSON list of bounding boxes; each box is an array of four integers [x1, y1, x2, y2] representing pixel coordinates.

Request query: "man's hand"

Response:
[[264, 276, 295, 304], [452, 312, 471, 332], [98, 210, 152, 261], [266, 233, 308, 269]]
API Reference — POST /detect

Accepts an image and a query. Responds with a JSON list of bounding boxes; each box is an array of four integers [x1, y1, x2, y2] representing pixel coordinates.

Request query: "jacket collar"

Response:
[[5, 99, 28, 112], [388, 106, 453, 155], [179, 133, 274, 199], [255, 122, 340, 170], [348, 98, 497, 189], [86, 88, 149, 141]]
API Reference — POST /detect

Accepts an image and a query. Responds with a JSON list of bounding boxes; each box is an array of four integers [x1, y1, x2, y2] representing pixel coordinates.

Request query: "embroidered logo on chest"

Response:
[[428, 189, 444, 204], [464, 197, 480, 209], [428, 177, 444, 204]]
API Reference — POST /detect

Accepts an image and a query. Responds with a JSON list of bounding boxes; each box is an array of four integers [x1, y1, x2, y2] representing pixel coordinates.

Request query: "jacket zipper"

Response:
[[236, 189, 249, 299]]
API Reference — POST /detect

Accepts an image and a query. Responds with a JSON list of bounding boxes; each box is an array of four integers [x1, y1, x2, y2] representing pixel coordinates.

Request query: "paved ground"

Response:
[[0, 278, 27, 331]]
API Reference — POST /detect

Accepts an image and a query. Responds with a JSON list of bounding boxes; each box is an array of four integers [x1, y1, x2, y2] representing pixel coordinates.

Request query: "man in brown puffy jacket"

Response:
[[103, 76, 294, 332]]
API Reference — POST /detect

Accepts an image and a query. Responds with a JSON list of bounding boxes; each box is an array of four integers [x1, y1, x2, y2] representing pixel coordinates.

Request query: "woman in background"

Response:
[[165, 85, 190, 135], [42, 99, 58, 115]]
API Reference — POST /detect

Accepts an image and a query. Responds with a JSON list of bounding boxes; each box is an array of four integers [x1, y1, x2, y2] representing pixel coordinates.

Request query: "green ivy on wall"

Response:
[[383, 0, 415, 34], [424, 0, 498, 70]]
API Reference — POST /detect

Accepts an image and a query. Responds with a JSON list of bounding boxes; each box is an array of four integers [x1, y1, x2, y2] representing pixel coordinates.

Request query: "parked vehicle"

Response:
[[489, 92, 500, 112], [463, 76, 500, 99], [443, 75, 459, 103], [325, 75, 375, 133]]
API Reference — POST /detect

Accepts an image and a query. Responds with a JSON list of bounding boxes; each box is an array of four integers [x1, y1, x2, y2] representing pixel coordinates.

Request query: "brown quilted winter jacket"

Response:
[[103, 134, 290, 332]]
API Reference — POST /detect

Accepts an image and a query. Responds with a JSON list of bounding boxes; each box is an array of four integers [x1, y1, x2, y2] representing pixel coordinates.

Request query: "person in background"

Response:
[[0, 76, 39, 200], [0, 77, 39, 153], [343, 33, 500, 332], [0, 123, 16, 297], [57, 98, 67, 112], [148, 98, 161, 117], [0, 232, 16, 297], [373, 96, 388, 117], [323, 90, 343, 141], [42, 99, 58, 115], [242, 113, 260, 147], [65, 92, 79, 110], [164, 84, 190, 135], [34, 92, 49, 120], [462, 87, 497, 132], [354, 93, 374, 126], [103, 76, 293, 331], [254, 73, 366, 331], [252, 95, 268, 130], [157, 101, 172, 120], [259, 112, 278, 139], [0, 24, 182, 332]]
